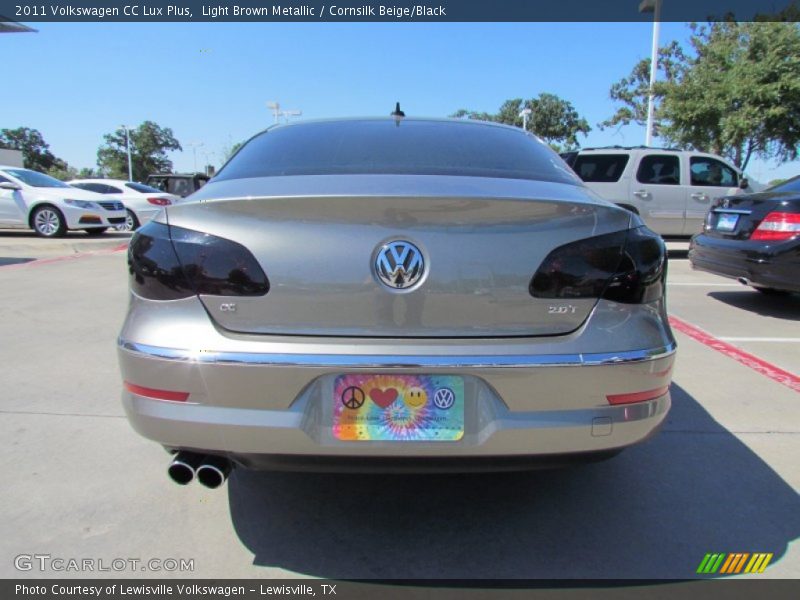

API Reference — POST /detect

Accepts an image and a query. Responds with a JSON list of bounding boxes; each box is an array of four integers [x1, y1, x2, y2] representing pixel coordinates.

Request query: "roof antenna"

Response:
[[391, 102, 405, 126]]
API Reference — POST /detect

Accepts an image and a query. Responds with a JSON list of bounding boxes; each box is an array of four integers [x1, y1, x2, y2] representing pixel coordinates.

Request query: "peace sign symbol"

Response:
[[341, 386, 365, 410]]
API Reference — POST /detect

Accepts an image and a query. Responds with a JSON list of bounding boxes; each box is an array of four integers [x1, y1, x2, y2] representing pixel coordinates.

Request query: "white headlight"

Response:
[[64, 199, 97, 209]]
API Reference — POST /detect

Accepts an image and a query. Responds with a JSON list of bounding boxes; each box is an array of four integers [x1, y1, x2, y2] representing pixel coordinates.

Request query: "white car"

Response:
[[68, 179, 179, 231], [0, 166, 127, 237], [563, 147, 762, 236]]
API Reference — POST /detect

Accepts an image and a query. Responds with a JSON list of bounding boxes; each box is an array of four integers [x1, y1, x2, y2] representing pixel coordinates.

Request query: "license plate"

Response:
[[716, 213, 739, 232], [333, 374, 464, 442]]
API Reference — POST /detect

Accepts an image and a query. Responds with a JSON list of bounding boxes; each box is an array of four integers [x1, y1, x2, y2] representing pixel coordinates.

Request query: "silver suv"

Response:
[[562, 147, 754, 236]]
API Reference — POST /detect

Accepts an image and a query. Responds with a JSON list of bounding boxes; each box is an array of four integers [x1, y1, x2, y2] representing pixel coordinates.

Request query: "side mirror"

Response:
[[0, 181, 21, 191], [739, 177, 749, 190]]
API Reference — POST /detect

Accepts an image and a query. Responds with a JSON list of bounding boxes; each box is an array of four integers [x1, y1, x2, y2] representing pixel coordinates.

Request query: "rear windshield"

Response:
[[215, 119, 580, 185], [125, 182, 163, 194], [572, 154, 629, 183]]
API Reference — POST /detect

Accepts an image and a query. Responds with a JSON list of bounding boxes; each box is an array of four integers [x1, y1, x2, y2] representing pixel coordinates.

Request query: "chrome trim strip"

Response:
[[118, 338, 676, 368], [712, 209, 752, 215]]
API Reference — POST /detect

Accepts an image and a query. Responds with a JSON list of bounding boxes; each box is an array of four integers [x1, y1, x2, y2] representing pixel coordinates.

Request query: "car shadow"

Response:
[[0, 257, 35, 266], [708, 291, 800, 321], [227, 383, 800, 579], [0, 230, 131, 239]]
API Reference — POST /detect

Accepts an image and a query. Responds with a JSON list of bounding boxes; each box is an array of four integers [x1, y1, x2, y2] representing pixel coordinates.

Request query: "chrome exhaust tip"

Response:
[[196, 456, 233, 489], [167, 452, 204, 485]]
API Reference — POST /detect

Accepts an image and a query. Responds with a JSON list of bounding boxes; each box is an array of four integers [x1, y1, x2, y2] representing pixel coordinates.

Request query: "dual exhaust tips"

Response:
[[168, 452, 232, 489]]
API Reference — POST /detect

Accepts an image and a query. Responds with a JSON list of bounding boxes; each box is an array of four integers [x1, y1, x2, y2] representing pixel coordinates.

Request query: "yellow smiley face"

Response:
[[405, 386, 428, 408]]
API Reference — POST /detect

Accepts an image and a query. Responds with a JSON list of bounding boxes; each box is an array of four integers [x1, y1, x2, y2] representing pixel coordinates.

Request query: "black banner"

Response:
[[1, 0, 798, 23], [5, 580, 800, 600]]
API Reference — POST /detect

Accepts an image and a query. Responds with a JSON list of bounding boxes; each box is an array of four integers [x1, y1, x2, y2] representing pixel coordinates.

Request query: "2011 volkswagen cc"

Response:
[[117, 117, 676, 488]]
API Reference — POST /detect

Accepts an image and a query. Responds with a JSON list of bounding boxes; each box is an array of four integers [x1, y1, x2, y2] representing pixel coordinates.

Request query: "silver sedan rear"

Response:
[[117, 118, 675, 486]]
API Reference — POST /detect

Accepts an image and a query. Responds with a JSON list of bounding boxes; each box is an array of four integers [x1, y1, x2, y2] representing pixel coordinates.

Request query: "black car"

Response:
[[689, 176, 800, 294]]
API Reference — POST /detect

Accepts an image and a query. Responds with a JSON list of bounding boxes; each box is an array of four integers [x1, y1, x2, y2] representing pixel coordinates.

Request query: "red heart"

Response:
[[369, 388, 398, 408]]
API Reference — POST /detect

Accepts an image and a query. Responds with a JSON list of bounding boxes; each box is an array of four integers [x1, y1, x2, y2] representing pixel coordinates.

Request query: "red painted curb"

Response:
[[669, 315, 800, 393]]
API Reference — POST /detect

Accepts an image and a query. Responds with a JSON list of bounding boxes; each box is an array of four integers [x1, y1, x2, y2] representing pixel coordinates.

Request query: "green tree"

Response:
[[659, 21, 800, 170], [450, 108, 497, 122], [97, 121, 182, 181], [451, 93, 591, 150], [603, 22, 800, 170], [45, 164, 78, 181], [0, 127, 67, 172], [599, 41, 688, 136], [526, 93, 591, 150]]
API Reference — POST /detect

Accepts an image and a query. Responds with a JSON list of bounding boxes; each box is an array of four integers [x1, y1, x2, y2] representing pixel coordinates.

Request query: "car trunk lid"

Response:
[[166, 177, 631, 338]]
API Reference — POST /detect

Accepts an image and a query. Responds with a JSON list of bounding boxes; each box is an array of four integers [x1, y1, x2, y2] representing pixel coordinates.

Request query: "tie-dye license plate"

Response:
[[333, 374, 464, 441]]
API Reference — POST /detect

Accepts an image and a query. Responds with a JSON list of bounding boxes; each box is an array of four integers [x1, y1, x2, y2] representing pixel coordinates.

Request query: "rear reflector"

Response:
[[606, 385, 669, 405], [124, 381, 189, 402], [751, 211, 800, 241]]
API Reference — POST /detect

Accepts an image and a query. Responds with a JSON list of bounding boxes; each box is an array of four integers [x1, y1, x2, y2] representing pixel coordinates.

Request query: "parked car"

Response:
[[145, 173, 210, 198], [689, 175, 800, 294], [0, 166, 126, 237], [561, 147, 760, 236], [68, 178, 179, 231], [118, 117, 675, 489]]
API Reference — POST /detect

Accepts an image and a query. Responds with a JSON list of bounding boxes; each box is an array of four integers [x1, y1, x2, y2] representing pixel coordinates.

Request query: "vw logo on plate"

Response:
[[375, 240, 425, 290], [433, 387, 455, 410]]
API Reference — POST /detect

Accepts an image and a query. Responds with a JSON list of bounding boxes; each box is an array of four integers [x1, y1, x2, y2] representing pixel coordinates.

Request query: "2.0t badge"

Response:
[[375, 240, 425, 290]]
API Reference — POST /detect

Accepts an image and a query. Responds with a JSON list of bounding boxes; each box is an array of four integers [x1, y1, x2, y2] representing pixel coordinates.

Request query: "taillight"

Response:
[[530, 226, 666, 304], [750, 211, 800, 241], [147, 197, 171, 206], [128, 221, 270, 300]]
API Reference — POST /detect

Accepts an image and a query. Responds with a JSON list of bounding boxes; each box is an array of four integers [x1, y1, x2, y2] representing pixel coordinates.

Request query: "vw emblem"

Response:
[[375, 240, 425, 290], [433, 387, 455, 410]]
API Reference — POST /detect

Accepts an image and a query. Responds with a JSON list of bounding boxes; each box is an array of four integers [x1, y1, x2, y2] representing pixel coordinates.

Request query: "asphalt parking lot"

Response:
[[0, 231, 797, 580]]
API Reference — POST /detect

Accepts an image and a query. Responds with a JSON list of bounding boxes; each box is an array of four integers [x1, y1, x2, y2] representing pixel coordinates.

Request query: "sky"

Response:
[[2, 21, 797, 184]]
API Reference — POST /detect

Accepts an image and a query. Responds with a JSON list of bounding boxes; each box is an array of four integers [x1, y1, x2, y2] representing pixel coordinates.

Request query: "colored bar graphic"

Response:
[[698, 552, 773, 575], [744, 553, 774, 573]]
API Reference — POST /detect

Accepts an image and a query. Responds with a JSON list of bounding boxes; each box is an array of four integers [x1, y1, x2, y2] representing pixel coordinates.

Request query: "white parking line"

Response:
[[719, 337, 800, 343]]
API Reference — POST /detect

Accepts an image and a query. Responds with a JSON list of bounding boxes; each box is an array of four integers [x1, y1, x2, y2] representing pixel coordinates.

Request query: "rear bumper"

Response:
[[689, 234, 800, 292], [118, 326, 675, 469]]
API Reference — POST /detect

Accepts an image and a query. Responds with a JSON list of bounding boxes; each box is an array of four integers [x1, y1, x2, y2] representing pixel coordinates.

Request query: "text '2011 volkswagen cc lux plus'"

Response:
[[117, 117, 676, 488]]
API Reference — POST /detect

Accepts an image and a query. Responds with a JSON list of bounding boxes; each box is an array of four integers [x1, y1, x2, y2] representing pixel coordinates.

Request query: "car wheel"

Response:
[[32, 206, 67, 238], [116, 209, 140, 232], [754, 286, 789, 296], [84, 228, 108, 236]]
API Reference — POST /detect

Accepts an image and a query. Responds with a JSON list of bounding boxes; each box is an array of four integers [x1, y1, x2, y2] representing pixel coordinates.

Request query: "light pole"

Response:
[[122, 124, 133, 181], [267, 101, 281, 124], [188, 142, 204, 173], [640, 0, 662, 147], [267, 101, 302, 124], [519, 107, 532, 131]]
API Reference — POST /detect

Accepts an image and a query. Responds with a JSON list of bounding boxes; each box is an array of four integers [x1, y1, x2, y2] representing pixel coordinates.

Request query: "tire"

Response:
[[84, 228, 108, 236], [753, 286, 789, 296], [31, 205, 67, 238], [116, 209, 140, 232]]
